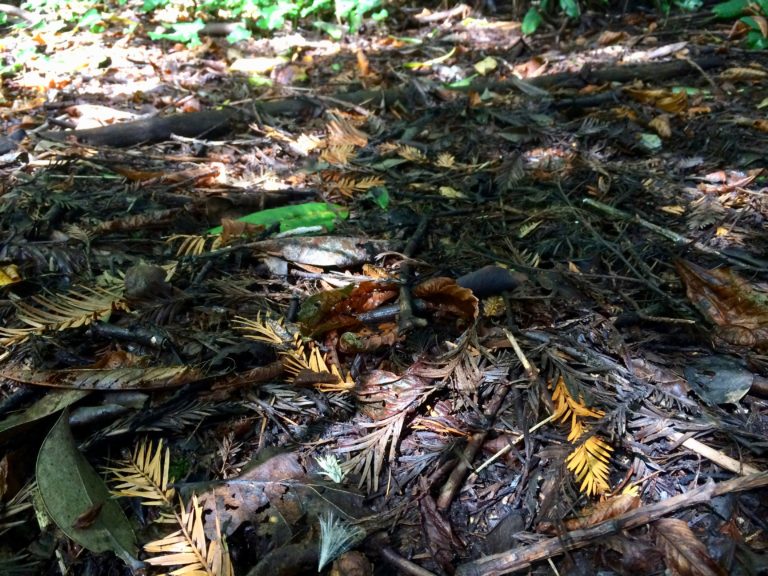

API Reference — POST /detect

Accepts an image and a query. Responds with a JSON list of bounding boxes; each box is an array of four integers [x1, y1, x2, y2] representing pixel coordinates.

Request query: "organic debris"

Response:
[[1, 1, 768, 575]]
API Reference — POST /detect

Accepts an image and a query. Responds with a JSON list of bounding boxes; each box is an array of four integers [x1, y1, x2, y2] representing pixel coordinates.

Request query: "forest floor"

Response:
[[1, 2, 768, 575]]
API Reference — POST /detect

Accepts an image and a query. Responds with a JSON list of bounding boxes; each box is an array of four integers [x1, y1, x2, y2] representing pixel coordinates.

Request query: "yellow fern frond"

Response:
[[566, 435, 613, 497], [353, 176, 385, 191], [144, 494, 233, 576], [168, 234, 214, 257], [234, 314, 294, 347], [106, 438, 175, 508], [397, 145, 427, 163], [551, 376, 604, 424]]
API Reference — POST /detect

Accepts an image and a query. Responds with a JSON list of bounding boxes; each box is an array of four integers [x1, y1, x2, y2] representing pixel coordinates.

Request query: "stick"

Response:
[[455, 472, 768, 576]]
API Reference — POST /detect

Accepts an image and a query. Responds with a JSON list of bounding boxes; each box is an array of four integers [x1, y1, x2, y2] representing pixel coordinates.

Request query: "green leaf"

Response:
[[369, 187, 389, 210], [226, 22, 252, 43], [314, 20, 344, 39], [674, 0, 702, 11], [207, 202, 349, 235], [76, 8, 104, 32], [559, 0, 580, 18], [742, 15, 768, 34], [148, 19, 205, 45], [141, 0, 168, 13], [712, 0, 748, 18], [522, 8, 542, 35], [37, 411, 141, 570], [746, 29, 768, 47]]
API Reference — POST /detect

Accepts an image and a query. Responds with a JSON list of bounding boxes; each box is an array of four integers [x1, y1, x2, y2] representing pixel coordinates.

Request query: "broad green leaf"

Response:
[[148, 19, 205, 46], [37, 411, 141, 570], [207, 202, 348, 235], [314, 20, 344, 39], [712, 0, 748, 18], [559, 0, 580, 19], [522, 8, 542, 35], [370, 187, 390, 209], [226, 23, 252, 44]]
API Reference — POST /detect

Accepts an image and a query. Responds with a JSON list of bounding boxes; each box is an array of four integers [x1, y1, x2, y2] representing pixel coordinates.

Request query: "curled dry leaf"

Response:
[[654, 518, 728, 576], [675, 259, 768, 350], [413, 277, 479, 322]]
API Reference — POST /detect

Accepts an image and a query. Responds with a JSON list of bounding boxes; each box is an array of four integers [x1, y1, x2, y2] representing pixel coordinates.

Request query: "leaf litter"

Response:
[[1, 2, 768, 575]]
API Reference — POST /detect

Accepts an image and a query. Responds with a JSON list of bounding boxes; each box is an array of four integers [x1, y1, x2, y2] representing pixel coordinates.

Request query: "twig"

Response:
[[398, 216, 430, 334], [455, 472, 768, 576], [667, 431, 762, 476], [436, 384, 509, 511], [582, 198, 767, 271], [380, 546, 438, 576]]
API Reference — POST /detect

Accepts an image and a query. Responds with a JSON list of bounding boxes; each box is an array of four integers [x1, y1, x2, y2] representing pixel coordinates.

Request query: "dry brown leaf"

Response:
[[413, 277, 479, 322], [655, 518, 728, 576], [562, 493, 641, 530]]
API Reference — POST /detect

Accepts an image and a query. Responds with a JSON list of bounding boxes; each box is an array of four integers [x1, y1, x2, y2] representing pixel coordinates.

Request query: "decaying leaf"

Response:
[[655, 518, 727, 576], [675, 259, 768, 350], [1, 365, 200, 390]]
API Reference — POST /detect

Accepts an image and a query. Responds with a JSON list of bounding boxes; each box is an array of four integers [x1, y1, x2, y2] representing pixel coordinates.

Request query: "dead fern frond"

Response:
[[168, 234, 219, 257], [0, 286, 127, 345], [235, 315, 354, 392], [234, 314, 294, 348], [551, 375, 604, 433], [337, 413, 407, 493], [435, 152, 456, 169], [144, 494, 233, 576], [283, 336, 355, 391], [397, 145, 427, 163], [327, 115, 368, 148], [107, 438, 175, 509], [317, 512, 365, 572], [320, 145, 356, 166], [565, 435, 613, 497], [549, 375, 613, 496]]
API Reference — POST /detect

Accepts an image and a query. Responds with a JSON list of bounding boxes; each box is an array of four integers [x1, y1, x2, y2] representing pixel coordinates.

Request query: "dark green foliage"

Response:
[[712, 0, 768, 48], [15, 0, 388, 45]]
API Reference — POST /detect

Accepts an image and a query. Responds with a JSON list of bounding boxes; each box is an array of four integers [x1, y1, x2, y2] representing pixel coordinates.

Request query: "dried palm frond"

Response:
[[0, 482, 34, 536], [144, 494, 233, 576], [0, 554, 39, 575], [0, 286, 127, 345]]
